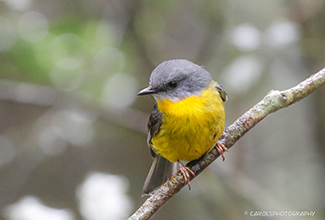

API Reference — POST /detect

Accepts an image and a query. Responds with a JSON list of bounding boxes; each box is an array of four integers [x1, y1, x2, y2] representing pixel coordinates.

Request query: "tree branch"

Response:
[[128, 67, 325, 220], [0, 79, 148, 134]]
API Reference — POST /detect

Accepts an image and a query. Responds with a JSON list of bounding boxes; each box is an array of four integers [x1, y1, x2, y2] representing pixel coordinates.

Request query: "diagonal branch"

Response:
[[128, 67, 325, 220], [0, 79, 148, 134]]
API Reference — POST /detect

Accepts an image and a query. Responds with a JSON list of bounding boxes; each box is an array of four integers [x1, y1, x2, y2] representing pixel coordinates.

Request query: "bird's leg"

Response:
[[215, 141, 228, 161], [178, 161, 195, 190]]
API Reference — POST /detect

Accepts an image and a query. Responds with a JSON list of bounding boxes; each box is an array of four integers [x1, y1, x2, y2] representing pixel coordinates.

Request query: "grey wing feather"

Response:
[[143, 103, 177, 195], [214, 82, 228, 102], [147, 103, 163, 154]]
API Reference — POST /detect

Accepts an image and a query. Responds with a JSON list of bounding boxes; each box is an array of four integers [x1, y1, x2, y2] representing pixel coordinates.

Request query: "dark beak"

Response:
[[137, 86, 157, 96]]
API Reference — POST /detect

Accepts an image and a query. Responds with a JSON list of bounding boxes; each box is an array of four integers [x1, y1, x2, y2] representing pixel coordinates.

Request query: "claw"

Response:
[[178, 161, 195, 190], [215, 141, 228, 161]]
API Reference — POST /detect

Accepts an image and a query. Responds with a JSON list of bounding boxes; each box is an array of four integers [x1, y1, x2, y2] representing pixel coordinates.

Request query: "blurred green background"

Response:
[[0, 0, 325, 219]]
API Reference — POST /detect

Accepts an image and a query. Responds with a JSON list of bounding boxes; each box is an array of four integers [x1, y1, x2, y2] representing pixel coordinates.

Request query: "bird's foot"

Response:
[[178, 161, 195, 190], [215, 141, 228, 161]]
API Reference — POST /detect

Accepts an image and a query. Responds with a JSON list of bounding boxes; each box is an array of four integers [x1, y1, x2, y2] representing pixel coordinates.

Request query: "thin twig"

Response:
[[128, 68, 325, 220], [0, 79, 148, 134]]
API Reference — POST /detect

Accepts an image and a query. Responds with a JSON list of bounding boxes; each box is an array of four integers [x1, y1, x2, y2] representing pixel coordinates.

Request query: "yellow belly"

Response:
[[152, 83, 225, 162]]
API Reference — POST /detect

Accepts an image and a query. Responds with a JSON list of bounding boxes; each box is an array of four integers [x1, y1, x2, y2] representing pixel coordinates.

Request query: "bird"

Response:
[[138, 59, 227, 195]]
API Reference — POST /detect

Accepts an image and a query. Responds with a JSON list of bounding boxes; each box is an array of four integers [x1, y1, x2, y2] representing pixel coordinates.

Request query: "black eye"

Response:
[[168, 81, 178, 88]]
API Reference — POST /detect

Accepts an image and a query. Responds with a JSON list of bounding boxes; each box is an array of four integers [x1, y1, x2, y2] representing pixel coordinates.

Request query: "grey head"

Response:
[[138, 59, 213, 101]]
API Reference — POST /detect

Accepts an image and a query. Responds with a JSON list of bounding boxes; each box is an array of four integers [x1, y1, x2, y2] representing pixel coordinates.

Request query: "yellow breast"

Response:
[[152, 82, 225, 162]]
